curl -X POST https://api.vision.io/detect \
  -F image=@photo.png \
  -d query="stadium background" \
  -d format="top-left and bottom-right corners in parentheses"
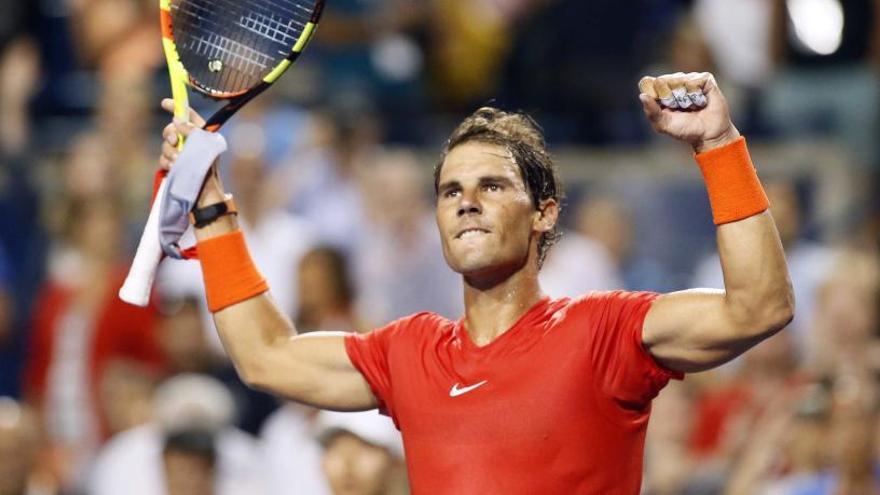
top-left (0, 0), bottom-right (878, 493)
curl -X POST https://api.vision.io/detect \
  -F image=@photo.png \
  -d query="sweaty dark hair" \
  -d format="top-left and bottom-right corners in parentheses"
top-left (434, 107), bottom-right (563, 268)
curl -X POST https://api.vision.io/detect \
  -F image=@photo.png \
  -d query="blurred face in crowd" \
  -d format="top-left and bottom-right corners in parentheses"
top-left (230, 154), bottom-right (266, 203)
top-left (99, 360), bottom-right (155, 435)
top-left (366, 153), bottom-right (426, 232)
top-left (765, 182), bottom-right (801, 248)
top-left (73, 200), bottom-right (122, 261)
top-left (159, 301), bottom-right (212, 373)
top-left (577, 197), bottom-right (632, 264)
top-left (0, 400), bottom-right (39, 495)
top-left (163, 449), bottom-right (215, 495)
top-left (322, 433), bottom-right (393, 495)
top-left (785, 415), bottom-right (828, 472)
top-left (830, 407), bottom-right (875, 477)
top-left (436, 142), bottom-right (547, 281)
top-left (816, 275), bottom-right (878, 350)
top-left (741, 331), bottom-right (797, 376)
top-left (298, 249), bottom-right (350, 320)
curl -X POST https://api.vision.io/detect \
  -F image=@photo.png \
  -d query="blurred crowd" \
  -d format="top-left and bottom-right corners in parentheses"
top-left (0, 0), bottom-right (878, 494)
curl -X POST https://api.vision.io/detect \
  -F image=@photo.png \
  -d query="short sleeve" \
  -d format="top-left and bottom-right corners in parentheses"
top-left (584, 291), bottom-right (684, 408)
top-left (344, 314), bottom-right (427, 420)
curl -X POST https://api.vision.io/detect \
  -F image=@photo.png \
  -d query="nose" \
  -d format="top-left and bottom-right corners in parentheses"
top-left (457, 190), bottom-right (482, 217)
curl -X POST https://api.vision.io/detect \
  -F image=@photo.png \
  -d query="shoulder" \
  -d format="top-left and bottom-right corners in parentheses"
top-left (370, 311), bottom-right (453, 339)
top-left (567, 290), bottom-right (660, 312)
top-left (347, 312), bottom-right (453, 356)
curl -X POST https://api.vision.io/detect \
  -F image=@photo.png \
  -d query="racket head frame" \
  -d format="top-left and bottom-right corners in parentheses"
top-left (159, 0), bottom-right (324, 131)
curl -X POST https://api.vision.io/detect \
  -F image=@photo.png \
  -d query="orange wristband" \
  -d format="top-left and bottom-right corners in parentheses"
top-left (695, 137), bottom-right (769, 225)
top-left (197, 230), bottom-right (268, 312)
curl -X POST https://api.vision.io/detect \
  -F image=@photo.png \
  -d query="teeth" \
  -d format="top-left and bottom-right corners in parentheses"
top-left (460, 230), bottom-right (485, 239)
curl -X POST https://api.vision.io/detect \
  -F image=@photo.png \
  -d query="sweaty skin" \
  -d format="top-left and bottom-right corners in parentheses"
top-left (155, 70), bottom-right (792, 410)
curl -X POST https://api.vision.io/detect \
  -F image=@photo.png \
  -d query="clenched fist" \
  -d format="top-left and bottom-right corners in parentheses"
top-left (638, 72), bottom-right (740, 153)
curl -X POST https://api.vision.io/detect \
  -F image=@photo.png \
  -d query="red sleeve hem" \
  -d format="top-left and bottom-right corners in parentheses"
top-left (343, 333), bottom-right (393, 418)
top-left (637, 295), bottom-right (685, 382)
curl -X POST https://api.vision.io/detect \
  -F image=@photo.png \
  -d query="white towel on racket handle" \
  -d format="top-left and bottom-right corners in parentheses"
top-left (159, 129), bottom-right (227, 259)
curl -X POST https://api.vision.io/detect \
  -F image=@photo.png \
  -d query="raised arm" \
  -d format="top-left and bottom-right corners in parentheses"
top-left (636, 74), bottom-right (795, 373)
top-left (158, 100), bottom-right (377, 410)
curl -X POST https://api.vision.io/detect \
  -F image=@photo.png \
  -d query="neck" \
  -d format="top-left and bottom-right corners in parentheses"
top-left (461, 257), bottom-right (544, 347)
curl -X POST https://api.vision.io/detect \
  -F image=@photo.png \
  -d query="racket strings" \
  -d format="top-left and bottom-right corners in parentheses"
top-left (171, 0), bottom-right (318, 95)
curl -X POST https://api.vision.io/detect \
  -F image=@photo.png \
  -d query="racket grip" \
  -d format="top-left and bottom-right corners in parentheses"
top-left (119, 178), bottom-right (168, 306)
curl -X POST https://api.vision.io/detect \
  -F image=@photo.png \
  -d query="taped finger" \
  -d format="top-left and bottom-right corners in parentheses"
top-left (685, 77), bottom-right (707, 108)
top-left (688, 91), bottom-right (708, 108)
top-left (673, 86), bottom-right (692, 109)
top-left (638, 77), bottom-right (658, 99)
top-left (655, 78), bottom-right (678, 109)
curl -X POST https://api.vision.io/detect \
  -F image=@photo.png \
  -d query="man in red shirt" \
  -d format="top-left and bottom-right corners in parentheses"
top-left (157, 72), bottom-right (794, 493)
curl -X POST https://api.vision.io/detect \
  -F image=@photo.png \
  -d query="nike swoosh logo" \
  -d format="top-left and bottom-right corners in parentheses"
top-left (449, 380), bottom-right (488, 397)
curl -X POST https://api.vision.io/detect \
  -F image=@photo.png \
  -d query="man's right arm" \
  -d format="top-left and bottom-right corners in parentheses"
top-left (198, 214), bottom-right (378, 411)
top-left (160, 103), bottom-right (378, 411)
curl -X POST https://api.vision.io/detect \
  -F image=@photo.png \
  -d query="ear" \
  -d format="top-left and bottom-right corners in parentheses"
top-left (533, 198), bottom-right (559, 234)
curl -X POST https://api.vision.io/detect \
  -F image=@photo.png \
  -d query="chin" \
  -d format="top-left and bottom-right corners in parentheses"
top-left (448, 255), bottom-right (495, 276)
top-left (453, 253), bottom-right (528, 281)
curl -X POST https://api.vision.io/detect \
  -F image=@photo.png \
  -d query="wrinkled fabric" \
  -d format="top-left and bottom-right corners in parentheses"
top-left (159, 129), bottom-right (227, 259)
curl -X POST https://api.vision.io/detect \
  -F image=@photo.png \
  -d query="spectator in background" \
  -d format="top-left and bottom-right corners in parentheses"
top-left (501, 0), bottom-right (681, 143)
top-left (88, 374), bottom-right (266, 495)
top-left (261, 244), bottom-right (377, 495)
top-left (690, 0), bottom-right (775, 131)
top-left (807, 249), bottom-right (880, 377)
top-left (97, 359), bottom-right (157, 438)
top-left (0, 36), bottom-right (44, 400)
top-left (275, 106), bottom-right (377, 253)
top-left (692, 180), bottom-right (832, 359)
top-left (578, 194), bottom-right (675, 292)
top-left (296, 246), bottom-right (367, 333)
top-left (318, 410), bottom-right (407, 495)
top-left (725, 368), bottom-right (880, 494)
top-left (355, 149), bottom-right (461, 322)
top-left (261, 403), bottom-right (330, 495)
top-left (427, 0), bottom-right (530, 110)
top-left (538, 223), bottom-right (622, 298)
top-left (155, 296), bottom-right (277, 435)
top-left (688, 331), bottom-right (803, 476)
top-left (642, 382), bottom-right (700, 495)
top-left (764, 0), bottom-right (880, 167)
top-left (162, 429), bottom-right (219, 495)
top-left (0, 38), bottom-right (39, 155)
top-left (0, 397), bottom-right (50, 495)
top-left (97, 75), bottom-right (160, 226)
top-left (67, 0), bottom-right (161, 79)
top-left (314, 0), bottom-right (427, 139)
top-left (24, 196), bottom-right (163, 492)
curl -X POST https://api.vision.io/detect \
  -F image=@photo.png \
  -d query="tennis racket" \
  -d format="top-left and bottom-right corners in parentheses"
top-left (119, 0), bottom-right (325, 307)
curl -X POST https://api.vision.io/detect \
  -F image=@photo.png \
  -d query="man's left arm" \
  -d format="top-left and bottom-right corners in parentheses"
top-left (637, 73), bottom-right (795, 373)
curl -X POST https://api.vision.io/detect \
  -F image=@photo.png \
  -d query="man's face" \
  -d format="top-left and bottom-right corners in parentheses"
top-left (436, 142), bottom-right (545, 280)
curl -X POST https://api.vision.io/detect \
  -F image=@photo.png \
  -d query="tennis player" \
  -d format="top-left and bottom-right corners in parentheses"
top-left (158, 72), bottom-right (793, 493)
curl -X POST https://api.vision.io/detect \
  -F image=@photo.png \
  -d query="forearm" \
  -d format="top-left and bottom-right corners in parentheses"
top-left (696, 137), bottom-right (793, 332)
top-left (192, 174), bottom-right (302, 381)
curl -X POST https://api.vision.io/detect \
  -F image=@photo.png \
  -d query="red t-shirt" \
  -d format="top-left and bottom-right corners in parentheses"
top-left (345, 291), bottom-right (683, 494)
